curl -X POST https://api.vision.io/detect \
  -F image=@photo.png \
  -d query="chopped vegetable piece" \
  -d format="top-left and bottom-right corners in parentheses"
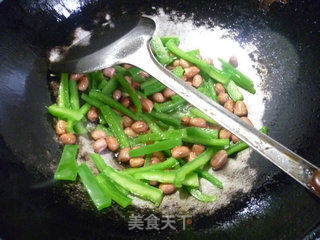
top-left (189, 107), bottom-right (216, 124)
top-left (127, 67), bottom-right (146, 83)
top-left (147, 114), bottom-right (170, 130)
top-left (90, 153), bottom-right (107, 172)
top-left (186, 49), bottom-right (200, 56)
top-left (154, 97), bottom-right (186, 113)
top-left (150, 34), bottom-right (171, 65)
top-left (149, 111), bottom-right (181, 128)
top-left (122, 157), bottom-right (178, 175)
top-left (141, 78), bottom-right (158, 89)
top-left (129, 138), bottom-right (182, 157)
top-left (69, 79), bottom-right (80, 110)
top-left (73, 120), bottom-right (87, 134)
top-left (204, 78), bottom-right (218, 102)
top-left (54, 145), bottom-right (78, 181)
top-left (98, 79), bottom-right (108, 90)
top-left (79, 103), bottom-right (91, 115)
top-left (100, 105), bottom-right (129, 149)
top-left (160, 36), bottom-right (180, 46)
top-left (58, 73), bottom-right (71, 109)
top-left (96, 174), bottom-right (132, 208)
top-left (133, 170), bottom-right (199, 187)
top-left (218, 58), bottom-right (256, 94)
top-left (102, 77), bottom-right (119, 95)
top-left (143, 82), bottom-right (166, 96)
top-left (115, 74), bottom-right (142, 113)
top-left (48, 104), bottom-right (83, 121)
top-left (225, 126), bottom-right (268, 156)
top-left (165, 40), bottom-right (230, 85)
top-left (195, 169), bottom-right (223, 189)
top-left (144, 154), bottom-right (152, 167)
top-left (103, 166), bottom-right (163, 206)
top-left (66, 120), bottom-right (74, 133)
top-left (137, 129), bottom-right (186, 143)
top-left (89, 90), bottom-right (139, 120)
top-left (183, 137), bottom-right (229, 147)
top-left (184, 127), bottom-right (218, 139)
top-left (172, 66), bottom-right (184, 78)
top-left (224, 80), bottom-right (243, 102)
top-left (174, 148), bottom-right (217, 188)
top-left (78, 163), bottom-right (111, 210)
top-left (113, 66), bottom-right (127, 75)
top-left (184, 186), bottom-right (217, 202)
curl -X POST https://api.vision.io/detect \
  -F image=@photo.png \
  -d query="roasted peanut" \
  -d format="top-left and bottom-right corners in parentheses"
top-left (231, 134), bottom-right (240, 143)
top-left (55, 120), bottom-right (67, 135)
top-left (171, 146), bottom-right (190, 158)
top-left (139, 71), bottom-right (149, 78)
top-left (150, 157), bottom-right (161, 165)
top-left (106, 137), bottom-right (119, 152)
top-left (214, 83), bottom-right (225, 95)
top-left (123, 115), bottom-right (133, 128)
top-left (163, 87), bottom-right (176, 98)
top-left (129, 157), bottom-right (145, 168)
top-left (152, 93), bottom-right (165, 103)
top-left (121, 97), bottom-right (131, 108)
top-left (59, 133), bottom-right (76, 144)
top-left (191, 144), bottom-right (205, 156)
top-left (189, 118), bottom-right (207, 128)
top-left (179, 58), bottom-right (191, 68)
top-left (70, 73), bottom-right (83, 81)
top-left (103, 67), bottom-right (115, 78)
top-left (131, 81), bottom-right (140, 90)
top-left (149, 181), bottom-right (159, 186)
top-left (217, 93), bottom-right (229, 104)
top-left (181, 117), bottom-right (190, 126)
top-left (118, 147), bottom-right (131, 162)
top-left (184, 66), bottom-right (200, 78)
top-left (173, 59), bottom-right (180, 67)
top-left (192, 74), bottom-right (203, 88)
top-left (234, 101), bottom-right (248, 117)
top-left (241, 117), bottom-right (254, 127)
top-left (204, 57), bottom-right (213, 65)
top-left (122, 63), bottom-right (132, 69)
top-left (124, 127), bottom-right (138, 138)
top-left (210, 150), bottom-right (228, 170)
top-left (78, 76), bottom-right (89, 91)
top-left (92, 138), bottom-right (107, 153)
top-left (187, 151), bottom-right (197, 162)
top-left (141, 98), bottom-right (154, 113)
top-left (224, 99), bottom-right (234, 112)
top-left (219, 128), bottom-right (231, 139)
top-left (124, 75), bottom-right (132, 85)
top-left (87, 106), bottom-right (98, 122)
top-left (91, 130), bottom-right (107, 140)
top-left (229, 56), bottom-right (238, 68)
top-left (131, 121), bottom-right (148, 133)
top-left (159, 183), bottom-right (176, 195)
top-left (152, 151), bottom-right (166, 161)
top-left (112, 89), bottom-right (122, 101)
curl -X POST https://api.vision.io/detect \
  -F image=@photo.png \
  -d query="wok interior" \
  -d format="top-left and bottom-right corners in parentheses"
top-left (0, 0), bottom-right (320, 239)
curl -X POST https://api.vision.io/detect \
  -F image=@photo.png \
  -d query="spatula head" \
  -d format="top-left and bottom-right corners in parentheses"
top-left (49, 16), bottom-right (155, 73)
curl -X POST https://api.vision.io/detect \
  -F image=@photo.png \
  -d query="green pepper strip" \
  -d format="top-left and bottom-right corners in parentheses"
top-left (79, 103), bottom-right (91, 115)
top-left (147, 114), bottom-right (170, 130)
top-left (172, 66), bottom-right (184, 78)
top-left (127, 67), bottom-right (146, 83)
top-left (141, 78), bottom-right (158, 89)
top-left (165, 39), bottom-right (230, 85)
top-left (73, 120), bottom-right (87, 134)
top-left (81, 94), bottom-right (129, 148)
top-left (48, 104), bottom-right (83, 121)
top-left (205, 78), bottom-right (218, 102)
top-left (140, 113), bottom-right (163, 136)
top-left (224, 79), bottom-right (243, 102)
top-left (96, 174), bottom-right (132, 208)
top-left (218, 58), bottom-right (256, 94)
top-left (150, 34), bottom-right (171, 66)
top-left (69, 79), bottom-right (80, 110)
top-left (174, 148), bottom-right (217, 188)
top-left (160, 36), bottom-right (180, 46)
top-left (129, 138), bottom-right (182, 157)
top-left (89, 90), bottom-right (139, 120)
top-left (122, 157), bottom-right (178, 175)
top-left (133, 170), bottom-right (199, 187)
top-left (137, 129), bottom-right (186, 143)
top-left (115, 74), bottom-right (142, 113)
top-left (149, 111), bottom-right (181, 128)
top-left (58, 73), bottom-right (71, 109)
top-left (154, 97), bottom-right (186, 113)
top-left (226, 126), bottom-right (268, 156)
top-left (54, 145), bottom-right (78, 181)
top-left (189, 107), bottom-right (216, 124)
top-left (103, 166), bottom-right (163, 207)
top-left (194, 169), bottom-right (223, 189)
top-left (144, 154), bottom-right (152, 167)
top-left (78, 163), bottom-right (111, 210)
top-left (184, 186), bottom-right (217, 202)
top-left (102, 77), bottom-right (119, 95)
top-left (143, 82), bottom-right (166, 96)
top-left (66, 120), bottom-right (75, 133)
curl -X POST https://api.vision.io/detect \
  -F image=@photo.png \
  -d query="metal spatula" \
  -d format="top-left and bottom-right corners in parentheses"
top-left (50, 16), bottom-right (320, 198)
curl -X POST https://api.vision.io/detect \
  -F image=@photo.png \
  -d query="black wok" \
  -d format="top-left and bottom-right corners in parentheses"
top-left (0, 0), bottom-right (320, 239)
